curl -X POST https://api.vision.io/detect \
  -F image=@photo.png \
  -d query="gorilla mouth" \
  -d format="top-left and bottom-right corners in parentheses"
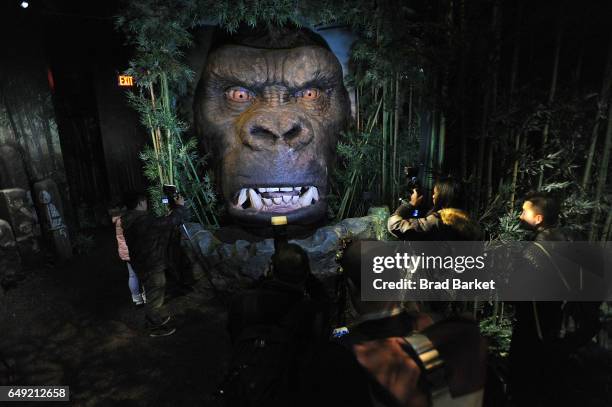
top-left (232, 186), bottom-right (320, 213)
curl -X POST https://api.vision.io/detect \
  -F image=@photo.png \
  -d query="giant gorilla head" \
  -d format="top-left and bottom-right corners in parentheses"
top-left (194, 24), bottom-right (350, 226)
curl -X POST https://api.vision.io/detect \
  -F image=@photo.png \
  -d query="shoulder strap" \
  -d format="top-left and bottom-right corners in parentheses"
top-left (531, 242), bottom-right (570, 343)
top-left (532, 242), bottom-right (570, 291)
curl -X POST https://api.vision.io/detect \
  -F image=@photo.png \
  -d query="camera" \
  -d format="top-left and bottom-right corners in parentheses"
top-left (399, 165), bottom-right (422, 208)
top-left (404, 165), bottom-right (421, 195)
top-left (161, 184), bottom-right (179, 206)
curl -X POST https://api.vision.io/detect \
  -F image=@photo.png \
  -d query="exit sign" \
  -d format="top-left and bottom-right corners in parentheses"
top-left (118, 75), bottom-right (134, 87)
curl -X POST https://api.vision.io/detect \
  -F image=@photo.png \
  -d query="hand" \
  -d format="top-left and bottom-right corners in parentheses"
top-left (423, 319), bottom-right (487, 396)
top-left (409, 189), bottom-right (423, 207)
top-left (174, 195), bottom-right (185, 206)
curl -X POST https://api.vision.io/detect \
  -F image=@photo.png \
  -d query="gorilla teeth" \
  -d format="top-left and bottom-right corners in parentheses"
top-left (298, 187), bottom-right (315, 207)
top-left (247, 188), bottom-right (263, 210)
top-left (237, 188), bottom-right (247, 207)
top-left (236, 186), bottom-right (319, 211)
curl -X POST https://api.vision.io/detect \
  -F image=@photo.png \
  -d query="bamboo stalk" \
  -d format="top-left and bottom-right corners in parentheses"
top-left (438, 114), bottom-right (446, 169)
top-left (486, 140), bottom-right (493, 201)
top-left (509, 131), bottom-right (520, 212)
top-left (382, 80), bottom-right (389, 205)
top-left (590, 101), bottom-right (612, 241)
top-left (537, 15), bottom-right (562, 190)
top-left (408, 84), bottom-right (413, 144)
top-left (393, 73), bottom-right (400, 203)
top-left (148, 82), bottom-right (167, 185)
top-left (601, 206), bottom-right (612, 247)
top-left (147, 113), bottom-right (164, 185)
top-left (582, 34), bottom-right (612, 190)
top-left (159, 73), bottom-right (174, 186)
top-left (337, 97), bottom-right (384, 220)
top-left (355, 84), bottom-right (359, 133)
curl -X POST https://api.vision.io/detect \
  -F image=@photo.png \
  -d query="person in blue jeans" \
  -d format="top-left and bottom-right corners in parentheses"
top-left (110, 206), bottom-right (146, 306)
top-left (122, 192), bottom-right (189, 337)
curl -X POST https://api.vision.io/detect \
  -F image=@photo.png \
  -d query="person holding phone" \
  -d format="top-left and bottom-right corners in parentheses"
top-left (388, 177), bottom-right (481, 241)
top-left (122, 192), bottom-right (189, 337)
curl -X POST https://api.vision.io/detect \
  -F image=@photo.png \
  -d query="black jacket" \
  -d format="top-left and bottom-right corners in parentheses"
top-left (122, 206), bottom-right (189, 274)
top-left (227, 276), bottom-right (330, 345)
top-left (516, 226), bottom-right (600, 348)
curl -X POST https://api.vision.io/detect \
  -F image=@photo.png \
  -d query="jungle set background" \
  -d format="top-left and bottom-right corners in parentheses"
top-left (116, 0), bottom-right (612, 357)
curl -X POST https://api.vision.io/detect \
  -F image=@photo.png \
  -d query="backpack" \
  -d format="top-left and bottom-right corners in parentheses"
top-left (219, 294), bottom-right (307, 407)
top-left (529, 242), bottom-right (601, 347)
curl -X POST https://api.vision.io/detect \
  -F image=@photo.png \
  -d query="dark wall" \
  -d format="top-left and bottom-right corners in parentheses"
top-left (39, 1), bottom-right (147, 220)
top-left (93, 29), bottom-right (148, 200)
top-left (1, 1), bottom-right (149, 229)
top-left (42, 7), bottom-right (113, 221)
top-left (0, 3), bottom-right (70, 217)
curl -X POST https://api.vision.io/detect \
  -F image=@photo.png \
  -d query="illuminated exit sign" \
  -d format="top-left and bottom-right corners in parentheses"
top-left (118, 75), bottom-right (134, 87)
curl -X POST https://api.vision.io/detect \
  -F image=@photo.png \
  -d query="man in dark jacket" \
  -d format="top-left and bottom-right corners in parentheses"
top-left (510, 192), bottom-right (601, 406)
top-left (223, 243), bottom-right (330, 407)
top-left (227, 246), bottom-right (330, 344)
top-left (122, 192), bottom-right (189, 337)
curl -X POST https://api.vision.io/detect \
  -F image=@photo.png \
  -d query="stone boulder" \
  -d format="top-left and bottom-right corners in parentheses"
top-left (182, 207), bottom-right (390, 290)
top-left (0, 188), bottom-right (40, 256)
top-left (0, 219), bottom-right (22, 294)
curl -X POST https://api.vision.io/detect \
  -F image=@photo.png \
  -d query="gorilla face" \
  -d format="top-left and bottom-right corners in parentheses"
top-left (196, 43), bottom-right (349, 226)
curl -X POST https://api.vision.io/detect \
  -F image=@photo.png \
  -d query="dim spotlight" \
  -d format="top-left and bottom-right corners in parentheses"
top-left (20, 1), bottom-right (29, 8)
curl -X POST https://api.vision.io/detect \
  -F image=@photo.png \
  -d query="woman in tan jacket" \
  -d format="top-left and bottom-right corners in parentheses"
top-left (387, 177), bottom-right (482, 241)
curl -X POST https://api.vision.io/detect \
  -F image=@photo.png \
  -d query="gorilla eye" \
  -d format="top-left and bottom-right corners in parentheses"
top-left (296, 88), bottom-right (321, 100)
top-left (226, 87), bottom-right (254, 102)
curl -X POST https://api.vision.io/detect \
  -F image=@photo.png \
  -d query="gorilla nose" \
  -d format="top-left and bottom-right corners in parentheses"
top-left (243, 116), bottom-right (312, 150)
top-left (250, 123), bottom-right (302, 140)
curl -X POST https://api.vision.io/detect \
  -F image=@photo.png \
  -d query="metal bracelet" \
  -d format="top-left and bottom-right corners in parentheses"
top-left (402, 333), bottom-right (449, 398)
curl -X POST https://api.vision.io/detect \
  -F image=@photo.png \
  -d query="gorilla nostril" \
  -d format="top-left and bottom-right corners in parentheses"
top-left (282, 124), bottom-right (302, 140)
top-left (249, 125), bottom-right (277, 139)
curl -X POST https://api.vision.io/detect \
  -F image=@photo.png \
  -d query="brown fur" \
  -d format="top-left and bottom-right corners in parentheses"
top-left (439, 208), bottom-right (482, 240)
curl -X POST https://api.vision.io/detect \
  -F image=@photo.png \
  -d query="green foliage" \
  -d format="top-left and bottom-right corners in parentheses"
top-left (117, 0), bottom-right (432, 223)
top-left (479, 314), bottom-right (513, 358)
top-left (480, 111), bottom-right (601, 241)
top-left (117, 0), bottom-right (219, 225)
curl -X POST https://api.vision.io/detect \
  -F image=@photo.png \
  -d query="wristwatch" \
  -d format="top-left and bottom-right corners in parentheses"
top-left (401, 333), bottom-right (449, 400)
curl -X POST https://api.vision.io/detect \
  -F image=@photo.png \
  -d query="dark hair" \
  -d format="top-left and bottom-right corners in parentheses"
top-left (271, 243), bottom-right (311, 285)
top-left (339, 240), bottom-right (363, 290)
top-left (433, 176), bottom-right (462, 211)
top-left (209, 22), bottom-right (330, 52)
top-left (524, 191), bottom-right (561, 226)
top-left (124, 192), bottom-right (147, 210)
top-left (339, 239), bottom-right (381, 290)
